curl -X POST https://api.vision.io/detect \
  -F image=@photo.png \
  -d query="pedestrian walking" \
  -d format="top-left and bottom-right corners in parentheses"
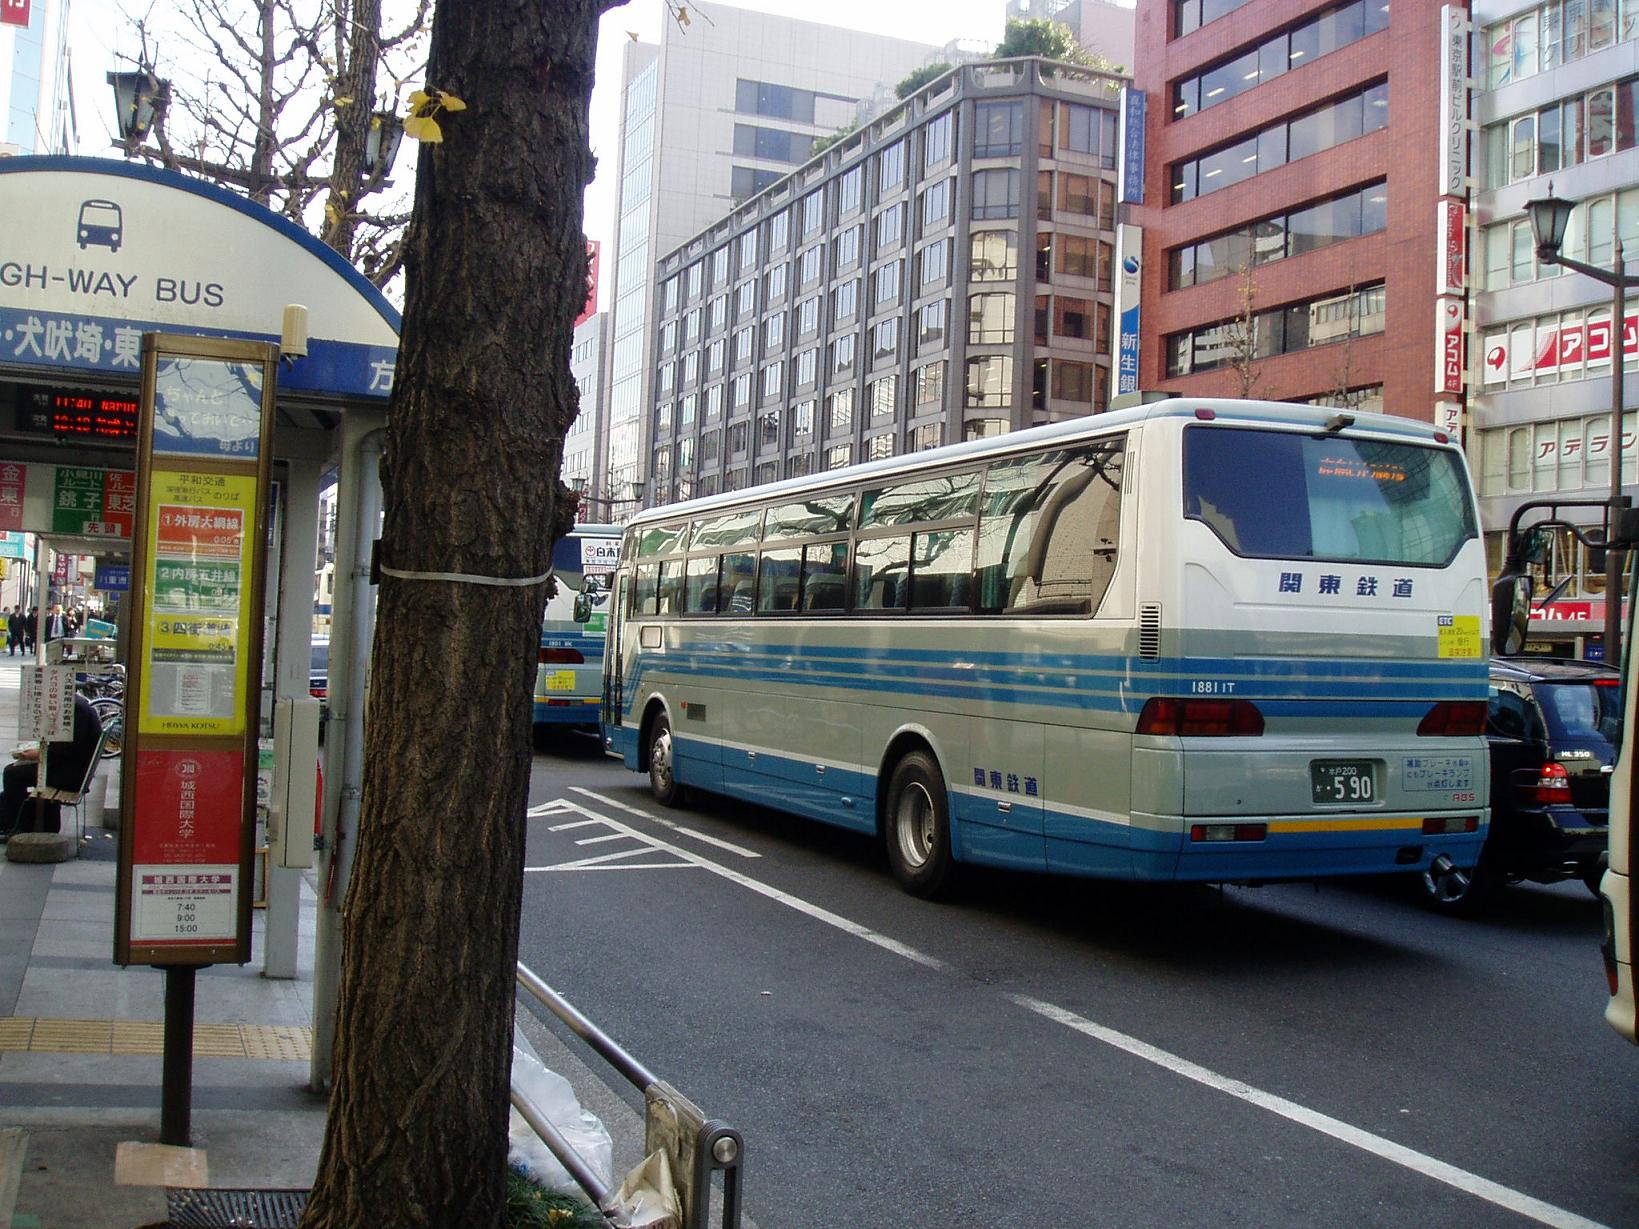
top-left (3, 606), bottom-right (17, 656)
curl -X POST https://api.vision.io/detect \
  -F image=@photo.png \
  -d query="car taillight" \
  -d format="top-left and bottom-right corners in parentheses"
top-left (540, 647), bottom-right (584, 665)
top-left (1417, 700), bottom-right (1487, 736)
top-left (1524, 761), bottom-right (1572, 806)
top-left (1136, 698), bottom-right (1264, 736)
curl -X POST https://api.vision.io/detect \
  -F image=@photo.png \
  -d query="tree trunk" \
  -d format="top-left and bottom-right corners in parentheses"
top-left (299, 2), bottom-right (613, 1225)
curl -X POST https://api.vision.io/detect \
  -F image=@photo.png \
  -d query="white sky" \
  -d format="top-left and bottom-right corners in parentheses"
top-left (64, 0), bottom-right (1067, 306)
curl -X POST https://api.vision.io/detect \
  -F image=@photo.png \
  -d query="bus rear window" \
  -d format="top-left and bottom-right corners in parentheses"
top-left (1182, 426), bottom-right (1476, 566)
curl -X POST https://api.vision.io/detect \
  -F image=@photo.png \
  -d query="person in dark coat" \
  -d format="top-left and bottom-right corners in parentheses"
top-left (0, 693), bottom-right (102, 837)
top-left (43, 603), bottom-right (69, 642)
top-left (23, 607), bottom-right (37, 654)
top-left (4, 606), bottom-right (20, 656)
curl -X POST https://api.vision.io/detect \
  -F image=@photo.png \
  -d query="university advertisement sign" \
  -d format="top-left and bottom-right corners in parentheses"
top-left (116, 335), bottom-right (275, 968)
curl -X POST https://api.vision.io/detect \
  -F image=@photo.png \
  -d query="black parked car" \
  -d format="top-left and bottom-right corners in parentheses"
top-left (1422, 656), bottom-right (1621, 913)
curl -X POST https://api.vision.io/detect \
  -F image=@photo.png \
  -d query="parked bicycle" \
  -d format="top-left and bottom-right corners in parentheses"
top-left (76, 666), bottom-right (124, 760)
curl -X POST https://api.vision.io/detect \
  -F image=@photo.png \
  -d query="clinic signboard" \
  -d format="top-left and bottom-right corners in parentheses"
top-left (116, 334), bottom-right (276, 968)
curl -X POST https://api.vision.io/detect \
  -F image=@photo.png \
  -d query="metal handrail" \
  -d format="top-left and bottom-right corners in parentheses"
top-left (515, 960), bottom-right (744, 1229)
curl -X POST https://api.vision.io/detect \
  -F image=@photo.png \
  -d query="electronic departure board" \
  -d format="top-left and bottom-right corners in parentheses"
top-left (14, 385), bottom-right (140, 442)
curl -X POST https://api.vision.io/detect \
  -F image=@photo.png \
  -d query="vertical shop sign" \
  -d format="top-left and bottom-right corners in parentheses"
top-left (1113, 223), bottom-right (1143, 398)
top-left (116, 336), bottom-right (276, 967)
top-left (0, 463), bottom-right (25, 532)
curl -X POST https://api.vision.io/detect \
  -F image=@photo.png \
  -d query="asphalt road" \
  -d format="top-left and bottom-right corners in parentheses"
top-left (518, 729), bottom-right (1639, 1229)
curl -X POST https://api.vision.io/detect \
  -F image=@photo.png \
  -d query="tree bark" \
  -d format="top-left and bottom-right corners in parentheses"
top-left (300, 2), bottom-right (615, 1225)
top-left (320, 0), bottom-right (381, 258)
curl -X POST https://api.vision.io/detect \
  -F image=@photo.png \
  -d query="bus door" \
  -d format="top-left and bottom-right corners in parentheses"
top-left (603, 571), bottom-right (625, 730)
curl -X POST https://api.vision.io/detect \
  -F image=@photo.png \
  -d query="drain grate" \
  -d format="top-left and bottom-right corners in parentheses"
top-left (165, 1188), bottom-right (309, 1228)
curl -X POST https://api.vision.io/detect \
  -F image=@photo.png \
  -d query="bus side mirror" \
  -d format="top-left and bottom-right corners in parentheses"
top-left (572, 592), bottom-right (592, 623)
top-left (1491, 570), bottom-right (1533, 656)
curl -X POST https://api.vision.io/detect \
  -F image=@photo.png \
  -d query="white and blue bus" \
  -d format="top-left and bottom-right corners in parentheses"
top-left (602, 400), bottom-right (1491, 897)
top-left (534, 523), bottom-right (620, 731)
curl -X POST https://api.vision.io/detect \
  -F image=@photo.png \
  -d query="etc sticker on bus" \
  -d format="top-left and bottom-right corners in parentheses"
top-left (1436, 614), bottom-right (1481, 658)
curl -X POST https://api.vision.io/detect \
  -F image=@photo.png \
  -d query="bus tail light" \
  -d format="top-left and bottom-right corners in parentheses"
top-left (1190, 823), bottom-right (1267, 842)
top-left (1416, 701), bottom-right (1487, 736)
top-left (1421, 816), bottom-right (1479, 835)
top-left (540, 647), bottom-right (585, 665)
top-left (1136, 698), bottom-right (1264, 736)
top-left (1524, 761), bottom-right (1572, 806)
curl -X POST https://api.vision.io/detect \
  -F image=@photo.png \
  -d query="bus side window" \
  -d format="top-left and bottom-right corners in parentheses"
top-left (632, 564), bottom-right (659, 615)
top-left (855, 534), bottom-right (911, 611)
top-left (723, 552), bottom-right (757, 613)
top-left (685, 555), bottom-right (720, 614)
top-left (802, 541), bottom-right (849, 611)
top-left (656, 560), bottom-right (684, 615)
top-left (757, 548), bottom-right (802, 612)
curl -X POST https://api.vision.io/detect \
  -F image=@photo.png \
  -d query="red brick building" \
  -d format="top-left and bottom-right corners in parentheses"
top-left (1128, 0), bottom-right (1465, 425)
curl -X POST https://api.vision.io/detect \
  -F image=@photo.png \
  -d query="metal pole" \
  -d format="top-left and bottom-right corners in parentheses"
top-left (160, 966), bottom-right (197, 1146)
top-left (1609, 236), bottom-right (1628, 668)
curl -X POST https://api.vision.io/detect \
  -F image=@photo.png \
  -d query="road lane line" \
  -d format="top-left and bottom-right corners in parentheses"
top-left (548, 797), bottom-right (945, 970)
top-left (574, 834), bottom-right (634, 846)
top-left (548, 820), bottom-right (605, 833)
top-left (570, 788), bottom-right (762, 858)
top-left (1009, 994), bottom-right (1609, 1229)
top-left (527, 863), bottom-right (697, 873)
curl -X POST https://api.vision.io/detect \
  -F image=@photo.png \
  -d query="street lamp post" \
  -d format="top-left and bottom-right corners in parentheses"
top-left (1525, 185), bottom-right (1633, 666)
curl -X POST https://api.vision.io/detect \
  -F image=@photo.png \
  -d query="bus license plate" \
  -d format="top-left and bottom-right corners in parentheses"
top-left (544, 670), bottom-right (575, 692)
top-left (1312, 761), bottom-right (1376, 805)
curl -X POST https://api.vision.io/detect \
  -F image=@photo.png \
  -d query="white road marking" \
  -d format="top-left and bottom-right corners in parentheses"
top-left (571, 787), bottom-right (761, 857)
top-left (534, 792), bottom-right (1611, 1229)
top-left (1010, 995), bottom-right (1609, 1229)
top-left (527, 801), bottom-right (572, 817)
top-left (574, 833), bottom-right (634, 846)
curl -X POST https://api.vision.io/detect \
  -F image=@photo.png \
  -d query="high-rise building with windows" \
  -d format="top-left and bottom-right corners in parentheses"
top-left (0, 0), bottom-right (74, 155)
top-left (647, 59), bottom-right (1125, 502)
top-left (1467, 0), bottom-right (1638, 656)
top-left (1128, 1), bottom-right (1441, 423)
top-left (565, 311), bottom-right (607, 517)
top-left (596, 10), bottom-right (943, 516)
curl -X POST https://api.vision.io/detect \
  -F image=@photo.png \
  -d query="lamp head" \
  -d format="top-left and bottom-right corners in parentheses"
top-left (1524, 183), bottom-right (1575, 261)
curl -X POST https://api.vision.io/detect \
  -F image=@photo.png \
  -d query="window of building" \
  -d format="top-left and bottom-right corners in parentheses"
top-left (798, 246), bottom-right (822, 287)
top-left (709, 295), bottom-right (727, 334)
top-left (918, 299), bottom-right (947, 351)
top-left (1057, 173), bottom-right (1098, 218)
top-left (969, 293), bottom-right (1015, 344)
top-left (734, 326), bottom-right (754, 367)
top-left (1171, 81), bottom-right (1388, 203)
top-left (1173, 1), bottom-right (1390, 119)
top-left (966, 355), bottom-right (1014, 408)
top-left (801, 191), bottom-right (824, 236)
top-left (833, 278), bottom-right (859, 325)
top-left (828, 387), bottom-right (855, 434)
top-left (971, 230), bottom-right (1018, 282)
top-left (736, 79), bottom-right (818, 123)
top-left (731, 166), bottom-right (785, 201)
top-left (1174, 0), bottom-right (1255, 38)
top-left (683, 351), bottom-right (699, 385)
top-left (919, 239), bottom-right (950, 288)
top-left (925, 109), bottom-right (955, 168)
top-left (875, 260), bottom-right (902, 307)
top-left (767, 210), bottom-right (790, 254)
top-left (825, 445), bottom-right (852, 470)
top-left (1050, 360), bottom-right (1097, 403)
top-left (766, 263), bottom-right (787, 303)
top-left (702, 385), bottom-right (721, 420)
top-left (832, 332), bottom-right (857, 372)
top-left (922, 178), bottom-right (952, 231)
top-left (712, 246), bottom-right (731, 285)
top-left (796, 346), bottom-right (818, 388)
top-left (914, 361), bottom-right (945, 407)
top-left (686, 263), bottom-right (703, 300)
top-left (869, 374), bottom-right (898, 419)
top-left (972, 169), bottom-right (1020, 220)
top-left (732, 372), bottom-right (753, 408)
top-left (873, 317), bottom-right (899, 361)
top-left (839, 165), bottom-right (864, 217)
top-left (1054, 296), bottom-right (1095, 342)
top-left (974, 100), bottom-right (1024, 158)
top-left (733, 123), bottom-right (816, 163)
top-left (762, 361), bottom-right (783, 401)
top-left (1058, 103), bottom-right (1118, 168)
top-left (879, 140), bottom-right (907, 192)
top-left (1487, 1), bottom-right (1639, 89)
top-left (764, 312), bottom-right (785, 353)
top-left (797, 295), bottom-right (820, 336)
top-left (835, 225), bottom-right (861, 270)
top-left (1165, 282), bottom-right (1387, 377)
top-left (877, 203), bottom-right (905, 250)
top-left (1056, 234), bottom-right (1105, 283)
top-left (707, 338), bottom-right (725, 376)
top-left (1169, 182), bottom-right (1387, 289)
top-left (912, 422), bottom-right (942, 452)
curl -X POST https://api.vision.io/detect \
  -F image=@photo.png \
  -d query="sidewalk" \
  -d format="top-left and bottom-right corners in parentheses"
top-left (0, 655), bottom-right (668, 1229)
top-left (0, 654), bottom-right (326, 1228)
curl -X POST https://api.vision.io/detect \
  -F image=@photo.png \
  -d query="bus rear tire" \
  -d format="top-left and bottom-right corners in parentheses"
top-left (648, 712), bottom-right (685, 808)
top-left (885, 750), bottom-right (954, 899)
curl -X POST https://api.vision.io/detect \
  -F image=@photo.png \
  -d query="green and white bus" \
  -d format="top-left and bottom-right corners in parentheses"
top-left (602, 399), bottom-right (1490, 898)
top-left (534, 523), bottom-right (621, 732)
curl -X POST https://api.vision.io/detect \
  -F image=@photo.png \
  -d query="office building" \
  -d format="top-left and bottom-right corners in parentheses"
top-left (1005, 0), bottom-right (1139, 68)
top-left (1467, 0), bottom-right (1638, 654)
top-left (596, 8), bottom-right (944, 515)
top-left (1127, 0), bottom-right (1444, 425)
top-left (566, 311), bottom-right (608, 518)
top-left (0, 0), bottom-right (74, 155)
top-left (648, 57), bottom-right (1125, 501)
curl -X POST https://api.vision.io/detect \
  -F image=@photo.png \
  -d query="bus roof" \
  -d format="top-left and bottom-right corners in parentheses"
top-left (624, 398), bottom-right (1456, 528)
top-left (569, 523), bottom-right (623, 536)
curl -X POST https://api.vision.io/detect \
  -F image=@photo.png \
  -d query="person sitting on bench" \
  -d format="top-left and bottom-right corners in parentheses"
top-left (0, 694), bottom-right (102, 838)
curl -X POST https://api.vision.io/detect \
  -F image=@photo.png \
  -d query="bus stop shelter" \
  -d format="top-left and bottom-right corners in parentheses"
top-left (0, 156), bottom-right (396, 1008)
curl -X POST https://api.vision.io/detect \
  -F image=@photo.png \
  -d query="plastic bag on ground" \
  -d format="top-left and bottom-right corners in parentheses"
top-left (507, 1046), bottom-right (615, 1194)
top-left (606, 1148), bottom-right (682, 1229)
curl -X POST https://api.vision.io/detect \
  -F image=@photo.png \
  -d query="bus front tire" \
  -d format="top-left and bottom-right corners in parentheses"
top-left (648, 713), bottom-right (685, 808)
top-left (885, 751), bottom-right (954, 899)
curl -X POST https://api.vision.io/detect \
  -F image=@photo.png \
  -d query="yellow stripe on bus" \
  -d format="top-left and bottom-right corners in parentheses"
top-left (1267, 817), bottom-right (1430, 834)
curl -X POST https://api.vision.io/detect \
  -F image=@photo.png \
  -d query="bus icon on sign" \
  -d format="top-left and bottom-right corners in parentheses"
top-left (76, 199), bottom-right (123, 252)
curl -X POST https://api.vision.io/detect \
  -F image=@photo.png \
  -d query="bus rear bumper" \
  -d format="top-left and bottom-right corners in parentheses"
top-left (533, 699), bottom-right (602, 727)
top-left (1128, 812), bottom-right (1487, 882)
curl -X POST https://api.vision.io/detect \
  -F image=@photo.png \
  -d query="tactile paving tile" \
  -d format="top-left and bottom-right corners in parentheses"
top-left (0, 1018), bottom-right (313, 1060)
